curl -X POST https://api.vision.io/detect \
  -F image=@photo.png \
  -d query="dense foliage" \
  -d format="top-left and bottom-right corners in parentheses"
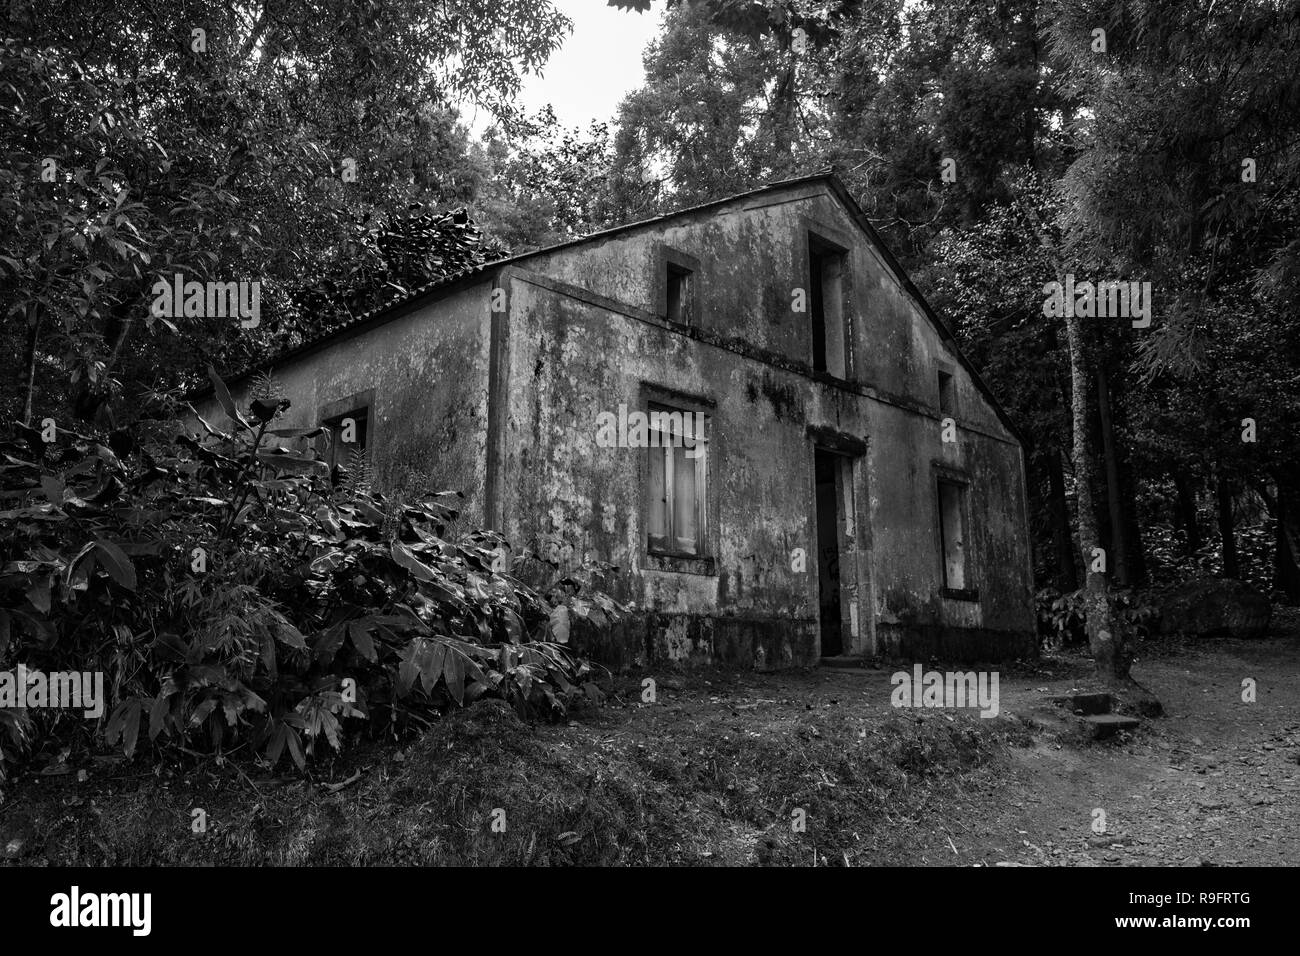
top-left (0, 370), bottom-right (624, 779)
top-left (0, 0), bottom-right (569, 424)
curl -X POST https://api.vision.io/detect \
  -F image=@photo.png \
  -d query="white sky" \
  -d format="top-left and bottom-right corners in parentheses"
top-left (466, 0), bottom-right (665, 136)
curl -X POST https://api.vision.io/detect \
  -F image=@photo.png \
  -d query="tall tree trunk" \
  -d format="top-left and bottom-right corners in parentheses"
top-left (1271, 474), bottom-right (1300, 558)
top-left (1174, 473), bottom-right (1202, 553)
top-left (1043, 325), bottom-right (1078, 591)
top-left (1048, 446), bottom-right (1079, 591)
top-left (1062, 306), bottom-right (1122, 677)
top-left (1217, 468), bottom-right (1239, 578)
top-left (1110, 368), bottom-right (1149, 586)
top-left (1273, 486), bottom-right (1300, 603)
top-left (1119, 459), bottom-right (1149, 586)
top-left (20, 309), bottom-right (41, 424)
top-left (1015, 192), bottom-right (1157, 711)
top-left (1096, 360), bottom-right (1130, 585)
top-left (767, 52), bottom-right (797, 170)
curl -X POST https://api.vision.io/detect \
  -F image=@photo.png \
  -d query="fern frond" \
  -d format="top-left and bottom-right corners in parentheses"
top-left (342, 446), bottom-right (371, 497)
top-left (250, 368), bottom-right (283, 402)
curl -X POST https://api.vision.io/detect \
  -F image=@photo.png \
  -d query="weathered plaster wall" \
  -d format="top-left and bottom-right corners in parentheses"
top-left (864, 401), bottom-right (1033, 661)
top-left (194, 181), bottom-right (1035, 668)
top-left (502, 183), bottom-right (1034, 665)
top-left (520, 183), bottom-right (1007, 440)
top-left (499, 275), bottom-right (826, 669)
top-left (197, 282), bottom-right (496, 525)
top-left (526, 189), bottom-right (827, 362)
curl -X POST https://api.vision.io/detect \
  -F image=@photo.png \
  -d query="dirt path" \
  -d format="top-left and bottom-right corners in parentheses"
top-left (949, 636), bottom-right (1300, 867)
top-left (584, 632), bottom-right (1300, 865)
top-left (820, 637), bottom-right (1300, 865)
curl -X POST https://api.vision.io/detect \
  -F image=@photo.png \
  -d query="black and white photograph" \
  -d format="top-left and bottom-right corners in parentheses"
top-left (0, 0), bottom-right (1295, 931)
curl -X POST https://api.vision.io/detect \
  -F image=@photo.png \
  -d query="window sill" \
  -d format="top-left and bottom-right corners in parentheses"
top-left (809, 368), bottom-right (855, 388)
top-left (942, 587), bottom-right (980, 603)
top-left (644, 552), bottom-right (716, 576)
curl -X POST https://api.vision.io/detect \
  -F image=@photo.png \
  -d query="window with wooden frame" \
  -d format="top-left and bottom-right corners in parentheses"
top-left (646, 403), bottom-right (708, 556)
top-left (936, 477), bottom-right (971, 594)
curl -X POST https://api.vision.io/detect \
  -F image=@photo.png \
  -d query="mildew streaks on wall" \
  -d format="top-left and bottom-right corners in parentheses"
top-left (197, 176), bottom-right (1034, 669)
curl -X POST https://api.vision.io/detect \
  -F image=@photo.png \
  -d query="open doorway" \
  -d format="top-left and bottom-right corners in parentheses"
top-left (814, 448), bottom-right (844, 657)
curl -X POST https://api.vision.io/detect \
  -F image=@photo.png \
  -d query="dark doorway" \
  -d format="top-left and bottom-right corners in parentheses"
top-left (814, 448), bottom-right (843, 656)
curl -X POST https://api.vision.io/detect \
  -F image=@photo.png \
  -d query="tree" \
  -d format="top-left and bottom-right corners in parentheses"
top-left (1047, 0), bottom-right (1300, 598)
top-left (473, 107), bottom-right (616, 252)
top-left (0, 0), bottom-right (571, 425)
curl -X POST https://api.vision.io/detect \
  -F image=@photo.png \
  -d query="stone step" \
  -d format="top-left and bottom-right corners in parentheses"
top-left (1050, 691), bottom-right (1115, 716)
top-left (1081, 713), bottom-right (1141, 739)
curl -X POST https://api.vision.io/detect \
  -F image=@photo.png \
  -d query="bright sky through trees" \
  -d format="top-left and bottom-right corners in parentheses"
top-left (468, 0), bottom-right (664, 135)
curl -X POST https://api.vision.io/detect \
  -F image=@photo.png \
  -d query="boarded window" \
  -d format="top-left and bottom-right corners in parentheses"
top-left (937, 479), bottom-right (966, 589)
top-left (809, 236), bottom-right (847, 376)
top-left (647, 404), bottom-right (707, 555)
top-left (666, 261), bottom-right (693, 325)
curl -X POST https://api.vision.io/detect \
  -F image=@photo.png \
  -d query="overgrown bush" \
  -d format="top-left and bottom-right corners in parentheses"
top-left (1142, 519), bottom-right (1276, 594)
top-left (1035, 586), bottom-right (1156, 650)
top-left (0, 368), bottom-right (625, 779)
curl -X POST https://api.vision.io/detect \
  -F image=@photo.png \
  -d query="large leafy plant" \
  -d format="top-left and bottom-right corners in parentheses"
top-left (0, 368), bottom-right (623, 778)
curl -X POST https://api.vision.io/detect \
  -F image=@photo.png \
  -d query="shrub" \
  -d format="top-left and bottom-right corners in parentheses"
top-left (0, 368), bottom-right (625, 778)
top-left (1035, 586), bottom-right (1157, 650)
top-left (1035, 587), bottom-right (1086, 649)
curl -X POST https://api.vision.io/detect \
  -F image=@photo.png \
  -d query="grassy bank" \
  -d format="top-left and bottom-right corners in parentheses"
top-left (1, 668), bottom-right (1043, 866)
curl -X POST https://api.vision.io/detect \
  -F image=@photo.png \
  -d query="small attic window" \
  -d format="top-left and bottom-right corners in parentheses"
top-left (666, 261), bottom-right (693, 326)
top-left (809, 233), bottom-right (848, 377)
top-left (937, 370), bottom-right (956, 416)
top-left (655, 245), bottom-right (701, 327)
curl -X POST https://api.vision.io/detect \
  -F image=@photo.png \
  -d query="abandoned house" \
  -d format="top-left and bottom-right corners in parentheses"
top-left (196, 173), bottom-right (1036, 668)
